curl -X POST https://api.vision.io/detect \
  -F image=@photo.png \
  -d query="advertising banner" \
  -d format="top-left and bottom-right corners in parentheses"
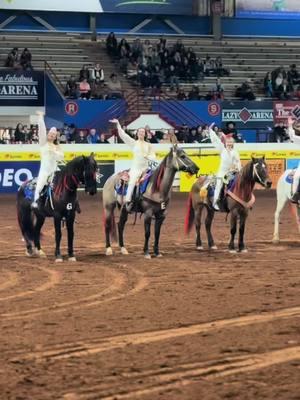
top-left (222, 100), bottom-right (273, 129)
top-left (0, 162), bottom-right (39, 193)
top-left (241, 158), bottom-right (285, 189)
top-left (273, 100), bottom-right (300, 124)
top-left (1, 0), bottom-right (193, 14)
top-left (0, 70), bottom-right (44, 107)
top-left (236, 0), bottom-right (300, 19)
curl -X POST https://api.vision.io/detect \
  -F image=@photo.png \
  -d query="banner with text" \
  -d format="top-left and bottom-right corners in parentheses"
top-left (0, 70), bottom-right (44, 107)
top-left (236, 0), bottom-right (300, 19)
top-left (273, 100), bottom-right (300, 124)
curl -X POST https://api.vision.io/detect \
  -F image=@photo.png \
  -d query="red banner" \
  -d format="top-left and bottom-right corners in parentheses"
top-left (273, 100), bottom-right (300, 124)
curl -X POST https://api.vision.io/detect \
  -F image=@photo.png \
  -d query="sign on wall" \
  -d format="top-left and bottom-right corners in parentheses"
top-left (273, 100), bottom-right (300, 124)
top-left (0, 70), bottom-right (44, 107)
top-left (0, 162), bottom-right (39, 193)
top-left (222, 101), bottom-right (273, 129)
top-left (236, 0), bottom-right (300, 19)
top-left (1, 0), bottom-right (103, 12)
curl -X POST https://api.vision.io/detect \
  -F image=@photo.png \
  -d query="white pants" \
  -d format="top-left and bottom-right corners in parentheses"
top-left (293, 162), bottom-right (300, 194)
top-left (125, 167), bottom-right (144, 202)
top-left (34, 170), bottom-right (52, 202)
top-left (213, 175), bottom-right (224, 206)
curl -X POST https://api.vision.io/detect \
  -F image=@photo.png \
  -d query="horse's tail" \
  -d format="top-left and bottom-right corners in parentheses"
top-left (103, 207), bottom-right (117, 242)
top-left (184, 192), bottom-right (195, 235)
top-left (17, 188), bottom-right (35, 242)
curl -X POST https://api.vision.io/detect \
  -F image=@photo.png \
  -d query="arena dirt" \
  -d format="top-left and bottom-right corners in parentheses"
top-left (0, 191), bottom-right (299, 400)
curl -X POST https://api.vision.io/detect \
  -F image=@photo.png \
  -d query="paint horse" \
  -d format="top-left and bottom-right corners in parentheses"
top-left (185, 157), bottom-right (272, 253)
top-left (103, 145), bottom-right (199, 258)
top-left (17, 155), bottom-right (98, 261)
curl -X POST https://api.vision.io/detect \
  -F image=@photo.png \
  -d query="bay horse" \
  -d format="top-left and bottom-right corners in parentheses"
top-left (272, 169), bottom-right (300, 243)
top-left (185, 157), bottom-right (272, 253)
top-left (103, 144), bottom-right (199, 259)
top-left (17, 154), bottom-right (98, 262)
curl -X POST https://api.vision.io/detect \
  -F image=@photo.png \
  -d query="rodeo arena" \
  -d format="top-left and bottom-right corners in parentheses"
top-left (1, 0), bottom-right (300, 399)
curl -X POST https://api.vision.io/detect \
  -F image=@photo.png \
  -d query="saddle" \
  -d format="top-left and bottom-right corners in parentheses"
top-left (115, 169), bottom-right (153, 198)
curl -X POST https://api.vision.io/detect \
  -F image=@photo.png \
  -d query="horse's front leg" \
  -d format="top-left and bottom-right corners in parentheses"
top-left (228, 211), bottom-right (238, 253)
top-left (153, 210), bottom-right (166, 257)
top-left (33, 214), bottom-right (46, 257)
top-left (54, 215), bottom-right (63, 262)
top-left (66, 211), bottom-right (76, 261)
top-left (238, 212), bottom-right (248, 252)
top-left (144, 210), bottom-right (153, 259)
top-left (118, 206), bottom-right (129, 255)
top-left (205, 207), bottom-right (216, 249)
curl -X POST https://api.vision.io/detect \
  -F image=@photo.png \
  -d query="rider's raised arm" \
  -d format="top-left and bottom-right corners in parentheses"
top-left (116, 121), bottom-right (135, 147)
top-left (37, 114), bottom-right (47, 146)
top-left (209, 127), bottom-right (224, 151)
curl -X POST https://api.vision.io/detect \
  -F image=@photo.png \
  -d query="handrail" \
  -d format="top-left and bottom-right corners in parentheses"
top-left (44, 60), bottom-right (65, 94)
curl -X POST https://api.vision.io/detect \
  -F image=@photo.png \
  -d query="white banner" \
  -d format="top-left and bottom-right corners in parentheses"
top-left (1, 0), bottom-right (103, 12)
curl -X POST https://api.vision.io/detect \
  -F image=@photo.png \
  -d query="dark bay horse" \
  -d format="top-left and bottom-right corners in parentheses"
top-left (185, 157), bottom-right (272, 253)
top-left (17, 155), bottom-right (98, 262)
top-left (103, 145), bottom-right (199, 258)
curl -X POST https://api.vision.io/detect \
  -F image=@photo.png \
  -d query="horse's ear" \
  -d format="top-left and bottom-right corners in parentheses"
top-left (90, 152), bottom-right (95, 158)
top-left (172, 143), bottom-right (178, 151)
top-left (262, 154), bottom-right (265, 160)
top-left (251, 154), bottom-right (257, 163)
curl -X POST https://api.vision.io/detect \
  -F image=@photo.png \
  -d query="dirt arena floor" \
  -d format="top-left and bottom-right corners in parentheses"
top-left (0, 191), bottom-right (299, 400)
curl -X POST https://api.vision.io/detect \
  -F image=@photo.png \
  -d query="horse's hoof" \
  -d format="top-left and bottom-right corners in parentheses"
top-left (144, 253), bottom-right (151, 260)
top-left (228, 249), bottom-right (237, 254)
top-left (154, 253), bottom-right (163, 258)
top-left (25, 250), bottom-right (33, 257)
top-left (210, 245), bottom-right (218, 250)
top-left (240, 249), bottom-right (248, 253)
top-left (272, 237), bottom-right (280, 244)
top-left (196, 246), bottom-right (204, 251)
top-left (55, 256), bottom-right (63, 263)
top-left (68, 257), bottom-right (77, 262)
top-left (37, 249), bottom-right (47, 258)
top-left (106, 247), bottom-right (113, 256)
top-left (120, 247), bottom-right (128, 255)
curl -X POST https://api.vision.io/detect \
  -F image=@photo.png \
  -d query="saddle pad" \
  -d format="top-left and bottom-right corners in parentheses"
top-left (285, 174), bottom-right (294, 184)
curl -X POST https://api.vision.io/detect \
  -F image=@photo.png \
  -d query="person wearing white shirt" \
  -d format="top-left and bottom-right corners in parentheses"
top-left (110, 118), bottom-right (156, 211)
top-left (32, 112), bottom-right (64, 208)
top-left (209, 124), bottom-right (242, 210)
top-left (287, 117), bottom-right (300, 203)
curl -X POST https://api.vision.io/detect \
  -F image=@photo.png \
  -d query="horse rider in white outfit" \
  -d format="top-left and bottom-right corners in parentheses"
top-left (32, 111), bottom-right (64, 208)
top-left (110, 118), bottom-right (157, 211)
top-left (209, 124), bottom-right (242, 210)
top-left (287, 117), bottom-right (300, 203)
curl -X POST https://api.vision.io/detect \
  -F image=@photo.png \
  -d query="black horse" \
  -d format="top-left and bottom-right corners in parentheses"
top-left (103, 145), bottom-right (199, 258)
top-left (17, 154), bottom-right (98, 262)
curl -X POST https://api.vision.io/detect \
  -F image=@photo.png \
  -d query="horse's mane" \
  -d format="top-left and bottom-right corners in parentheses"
top-left (54, 156), bottom-right (84, 197)
top-left (232, 160), bottom-right (255, 202)
top-left (150, 151), bottom-right (170, 193)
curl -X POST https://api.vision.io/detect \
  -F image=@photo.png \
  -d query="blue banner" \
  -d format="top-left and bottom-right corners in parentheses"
top-left (100, 0), bottom-right (194, 15)
top-left (0, 70), bottom-right (44, 106)
top-left (236, 0), bottom-right (300, 19)
top-left (0, 162), bottom-right (39, 193)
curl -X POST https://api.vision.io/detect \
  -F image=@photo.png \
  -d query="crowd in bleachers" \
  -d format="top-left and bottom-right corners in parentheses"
top-left (263, 64), bottom-right (300, 100)
top-left (106, 32), bottom-right (229, 100)
top-left (65, 63), bottom-right (123, 100)
top-left (4, 47), bottom-right (33, 70)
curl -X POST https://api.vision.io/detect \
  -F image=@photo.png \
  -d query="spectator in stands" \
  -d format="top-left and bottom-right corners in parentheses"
top-left (131, 38), bottom-right (143, 63)
top-left (178, 57), bottom-right (192, 81)
top-left (271, 66), bottom-right (287, 87)
top-left (75, 130), bottom-right (88, 144)
top-left (58, 129), bottom-right (67, 144)
top-left (187, 127), bottom-right (201, 143)
top-left (200, 125), bottom-right (211, 143)
top-left (188, 85), bottom-right (201, 100)
top-left (68, 124), bottom-right (77, 143)
top-left (287, 64), bottom-right (300, 91)
top-left (156, 37), bottom-right (167, 54)
top-left (0, 129), bottom-right (11, 144)
top-left (264, 72), bottom-right (273, 97)
top-left (224, 121), bottom-right (244, 143)
top-left (106, 73), bottom-right (123, 99)
top-left (140, 70), bottom-right (152, 97)
top-left (145, 125), bottom-right (159, 144)
top-left (79, 78), bottom-right (91, 99)
top-left (165, 64), bottom-right (179, 91)
top-left (79, 65), bottom-right (90, 82)
top-left (20, 48), bottom-right (32, 70)
top-left (176, 88), bottom-right (187, 100)
top-left (65, 75), bottom-right (79, 98)
top-left (87, 128), bottom-right (100, 144)
top-left (14, 123), bottom-right (25, 143)
top-left (91, 81), bottom-right (104, 99)
top-left (213, 78), bottom-right (224, 99)
top-left (172, 39), bottom-right (185, 55)
top-left (5, 47), bottom-right (19, 68)
top-left (272, 121), bottom-right (289, 142)
top-left (236, 79), bottom-right (255, 100)
top-left (274, 76), bottom-right (290, 99)
top-left (106, 32), bottom-right (118, 58)
top-left (89, 63), bottom-right (104, 85)
top-left (150, 64), bottom-right (163, 94)
top-left (215, 56), bottom-right (230, 77)
top-left (176, 125), bottom-right (189, 143)
top-left (99, 133), bottom-right (110, 144)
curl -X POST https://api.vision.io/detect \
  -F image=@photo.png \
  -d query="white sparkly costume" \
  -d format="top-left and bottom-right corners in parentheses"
top-left (117, 124), bottom-right (156, 202)
top-left (287, 124), bottom-right (300, 195)
top-left (33, 115), bottom-right (64, 203)
top-left (209, 128), bottom-right (242, 207)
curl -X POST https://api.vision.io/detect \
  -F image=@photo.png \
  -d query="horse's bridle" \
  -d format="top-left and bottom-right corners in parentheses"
top-left (253, 162), bottom-right (267, 186)
top-left (172, 151), bottom-right (190, 171)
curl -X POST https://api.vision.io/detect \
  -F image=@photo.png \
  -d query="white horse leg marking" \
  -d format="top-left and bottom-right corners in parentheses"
top-left (273, 174), bottom-right (289, 243)
top-left (120, 247), bottom-right (129, 255)
top-left (106, 247), bottom-right (113, 256)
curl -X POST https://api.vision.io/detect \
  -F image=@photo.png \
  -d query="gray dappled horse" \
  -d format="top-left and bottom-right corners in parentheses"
top-left (103, 145), bottom-right (199, 258)
top-left (185, 157), bottom-right (272, 253)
